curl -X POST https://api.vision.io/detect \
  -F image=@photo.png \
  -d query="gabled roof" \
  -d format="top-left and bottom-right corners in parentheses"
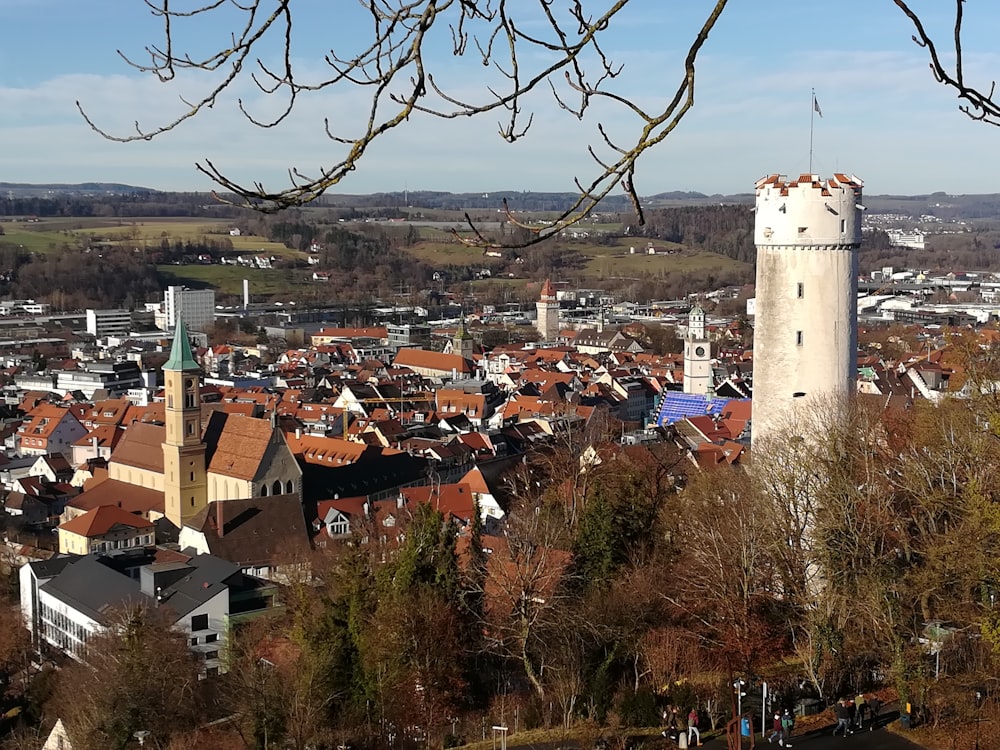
top-left (66, 477), bottom-right (164, 517)
top-left (185, 495), bottom-right (310, 567)
top-left (393, 348), bottom-right (474, 375)
top-left (109, 422), bottom-right (166, 473)
top-left (204, 412), bottom-right (277, 481)
top-left (59, 504), bottom-right (154, 538)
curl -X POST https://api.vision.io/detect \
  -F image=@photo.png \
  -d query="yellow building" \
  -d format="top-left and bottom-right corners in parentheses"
top-left (57, 504), bottom-right (155, 555)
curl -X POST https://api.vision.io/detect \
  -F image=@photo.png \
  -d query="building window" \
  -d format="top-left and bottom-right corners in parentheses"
top-left (796, 282), bottom-right (804, 299)
top-left (285, 480), bottom-right (294, 494)
top-left (190, 472), bottom-right (195, 482)
top-left (261, 484), bottom-right (268, 497)
top-left (204, 650), bottom-right (219, 660)
top-left (272, 480), bottom-right (282, 495)
top-left (191, 613), bottom-right (208, 631)
top-left (796, 331), bottom-right (804, 346)
top-left (840, 219), bottom-right (846, 232)
top-left (191, 637), bottom-right (199, 646)
top-left (205, 633), bottom-right (218, 643)
top-left (187, 422), bottom-right (195, 436)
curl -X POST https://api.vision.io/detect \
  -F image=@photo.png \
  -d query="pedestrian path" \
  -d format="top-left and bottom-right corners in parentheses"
top-left (700, 712), bottom-right (923, 750)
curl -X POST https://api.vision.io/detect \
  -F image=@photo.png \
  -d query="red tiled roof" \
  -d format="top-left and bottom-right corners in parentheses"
top-left (59, 504), bottom-right (154, 537)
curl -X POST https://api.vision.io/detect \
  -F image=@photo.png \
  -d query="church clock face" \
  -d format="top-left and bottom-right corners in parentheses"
top-left (694, 346), bottom-right (706, 357)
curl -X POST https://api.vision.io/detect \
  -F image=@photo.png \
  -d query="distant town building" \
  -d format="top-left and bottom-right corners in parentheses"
top-left (164, 286), bottom-right (216, 332)
top-left (683, 304), bottom-right (713, 395)
top-left (85, 308), bottom-right (132, 338)
top-left (535, 279), bottom-right (560, 342)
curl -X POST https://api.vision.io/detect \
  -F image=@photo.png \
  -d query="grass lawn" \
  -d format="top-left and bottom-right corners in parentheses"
top-left (584, 251), bottom-right (748, 278)
top-left (4, 217), bottom-right (295, 258)
top-left (0, 225), bottom-right (74, 254)
top-left (156, 263), bottom-right (307, 298)
top-left (406, 241), bottom-right (501, 266)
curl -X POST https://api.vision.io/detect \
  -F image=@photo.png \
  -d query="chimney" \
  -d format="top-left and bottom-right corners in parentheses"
top-left (216, 501), bottom-right (225, 538)
top-left (295, 427), bottom-right (302, 440)
top-left (91, 436), bottom-right (98, 451)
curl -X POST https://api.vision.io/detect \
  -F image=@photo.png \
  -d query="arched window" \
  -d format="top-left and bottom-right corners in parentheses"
top-left (285, 480), bottom-right (295, 495)
top-left (272, 480), bottom-right (282, 496)
top-left (261, 484), bottom-right (268, 497)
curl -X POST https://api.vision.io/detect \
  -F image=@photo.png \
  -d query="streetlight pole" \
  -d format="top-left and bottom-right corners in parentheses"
top-left (975, 691), bottom-right (982, 750)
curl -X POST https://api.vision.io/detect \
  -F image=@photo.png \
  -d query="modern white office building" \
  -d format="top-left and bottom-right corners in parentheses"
top-left (85, 308), bottom-right (132, 338)
top-left (164, 286), bottom-right (216, 332)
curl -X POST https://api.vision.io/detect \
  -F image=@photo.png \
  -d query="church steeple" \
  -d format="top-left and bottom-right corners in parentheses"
top-left (162, 320), bottom-right (208, 529)
top-left (454, 312), bottom-right (474, 359)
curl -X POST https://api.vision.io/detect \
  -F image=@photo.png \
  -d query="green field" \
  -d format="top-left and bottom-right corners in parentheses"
top-left (156, 264), bottom-right (306, 298)
top-left (2, 217), bottom-right (292, 257)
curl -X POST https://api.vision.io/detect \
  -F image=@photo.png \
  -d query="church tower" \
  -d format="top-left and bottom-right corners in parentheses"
top-left (453, 314), bottom-right (475, 360)
top-left (683, 304), bottom-right (712, 395)
top-left (751, 173), bottom-right (864, 447)
top-left (162, 320), bottom-right (208, 529)
top-left (535, 279), bottom-right (559, 342)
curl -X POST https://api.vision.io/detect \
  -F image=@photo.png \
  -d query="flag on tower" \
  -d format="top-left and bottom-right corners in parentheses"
top-left (813, 94), bottom-right (823, 118)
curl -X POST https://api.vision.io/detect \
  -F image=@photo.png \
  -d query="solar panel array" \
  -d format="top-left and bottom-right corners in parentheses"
top-left (654, 392), bottom-right (748, 426)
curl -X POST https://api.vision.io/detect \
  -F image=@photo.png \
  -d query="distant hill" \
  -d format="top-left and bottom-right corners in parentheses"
top-left (0, 182), bottom-right (156, 197)
top-left (4, 182), bottom-right (1000, 221)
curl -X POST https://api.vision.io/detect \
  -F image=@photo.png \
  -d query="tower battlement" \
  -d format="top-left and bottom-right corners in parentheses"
top-left (754, 173), bottom-right (864, 248)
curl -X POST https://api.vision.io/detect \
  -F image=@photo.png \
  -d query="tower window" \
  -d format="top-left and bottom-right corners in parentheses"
top-left (796, 331), bottom-right (804, 346)
top-left (840, 219), bottom-right (846, 232)
top-left (187, 422), bottom-right (195, 435)
top-left (190, 497), bottom-right (195, 507)
top-left (190, 472), bottom-right (195, 482)
top-left (797, 282), bottom-right (804, 299)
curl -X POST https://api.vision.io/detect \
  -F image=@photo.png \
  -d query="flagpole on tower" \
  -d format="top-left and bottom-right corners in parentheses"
top-left (809, 89), bottom-right (815, 173)
top-left (809, 89), bottom-right (823, 174)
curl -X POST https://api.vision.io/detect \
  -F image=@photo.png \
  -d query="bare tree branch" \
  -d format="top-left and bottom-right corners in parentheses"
top-left (79, 0), bottom-right (730, 247)
top-left (894, 0), bottom-right (1000, 126)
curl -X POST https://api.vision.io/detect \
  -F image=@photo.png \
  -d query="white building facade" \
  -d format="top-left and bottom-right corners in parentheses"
top-left (164, 286), bottom-right (216, 332)
top-left (683, 304), bottom-right (713, 395)
top-left (751, 173), bottom-right (864, 446)
top-left (85, 308), bottom-right (132, 338)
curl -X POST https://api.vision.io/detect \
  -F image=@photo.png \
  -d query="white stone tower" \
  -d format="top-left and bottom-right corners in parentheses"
top-left (751, 173), bottom-right (864, 447)
top-left (683, 304), bottom-right (712, 395)
top-left (535, 279), bottom-right (559, 342)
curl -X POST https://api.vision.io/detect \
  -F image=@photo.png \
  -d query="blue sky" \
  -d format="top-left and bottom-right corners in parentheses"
top-left (1, 0), bottom-right (998, 196)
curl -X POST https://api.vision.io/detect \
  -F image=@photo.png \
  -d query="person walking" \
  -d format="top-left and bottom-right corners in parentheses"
top-left (780, 709), bottom-right (795, 747)
top-left (687, 707), bottom-right (702, 747)
top-left (854, 693), bottom-right (867, 729)
top-left (832, 699), bottom-right (853, 737)
top-left (868, 694), bottom-right (882, 730)
top-left (767, 711), bottom-right (783, 745)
